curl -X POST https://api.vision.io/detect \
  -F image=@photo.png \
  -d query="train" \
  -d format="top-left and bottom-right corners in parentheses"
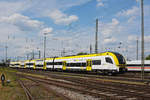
top-left (9, 52), bottom-right (127, 75)
top-left (126, 60), bottom-right (150, 72)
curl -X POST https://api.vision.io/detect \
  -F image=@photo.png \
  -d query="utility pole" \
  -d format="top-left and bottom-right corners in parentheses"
top-left (5, 45), bottom-right (8, 64)
top-left (141, 0), bottom-right (144, 80)
top-left (44, 33), bottom-right (46, 59)
top-left (39, 50), bottom-right (41, 59)
top-left (95, 19), bottom-right (98, 54)
top-left (62, 48), bottom-right (65, 57)
top-left (37, 48), bottom-right (41, 59)
top-left (27, 53), bottom-right (29, 60)
top-left (90, 44), bottom-right (92, 54)
top-left (43, 33), bottom-right (47, 70)
top-left (32, 50), bottom-right (34, 59)
top-left (136, 37), bottom-right (139, 60)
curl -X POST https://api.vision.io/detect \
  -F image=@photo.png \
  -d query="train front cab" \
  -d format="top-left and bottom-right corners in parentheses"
top-left (98, 52), bottom-right (127, 75)
top-left (112, 52), bottom-right (127, 73)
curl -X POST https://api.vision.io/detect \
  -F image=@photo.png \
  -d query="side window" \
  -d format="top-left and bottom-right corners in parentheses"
top-left (67, 63), bottom-right (70, 66)
top-left (46, 62), bottom-right (53, 65)
top-left (105, 57), bottom-right (113, 64)
top-left (63, 61), bottom-right (66, 66)
top-left (75, 63), bottom-right (81, 67)
top-left (92, 60), bottom-right (101, 65)
top-left (82, 63), bottom-right (86, 67)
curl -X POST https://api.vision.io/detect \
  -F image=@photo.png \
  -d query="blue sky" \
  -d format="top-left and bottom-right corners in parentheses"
top-left (0, 0), bottom-right (150, 61)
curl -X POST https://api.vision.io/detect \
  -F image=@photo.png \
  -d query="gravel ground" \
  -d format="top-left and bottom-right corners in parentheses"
top-left (47, 85), bottom-right (102, 100)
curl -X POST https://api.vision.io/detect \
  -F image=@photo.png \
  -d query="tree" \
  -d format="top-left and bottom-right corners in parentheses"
top-left (145, 55), bottom-right (150, 60)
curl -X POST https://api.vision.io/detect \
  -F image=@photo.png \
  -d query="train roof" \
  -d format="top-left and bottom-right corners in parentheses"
top-left (46, 52), bottom-right (119, 60)
top-left (11, 52), bottom-right (123, 62)
top-left (126, 60), bottom-right (150, 64)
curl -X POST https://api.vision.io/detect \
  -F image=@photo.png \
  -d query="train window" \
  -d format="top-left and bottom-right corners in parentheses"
top-left (82, 63), bottom-right (86, 67)
top-left (89, 61), bottom-right (92, 66)
top-left (105, 57), bottom-right (113, 64)
top-left (67, 63), bottom-right (70, 66)
top-left (53, 62), bottom-right (56, 65)
top-left (47, 62), bottom-right (53, 65)
top-left (57, 62), bottom-right (62, 65)
top-left (92, 60), bottom-right (101, 65)
top-left (26, 63), bottom-right (34, 65)
top-left (113, 52), bottom-right (125, 64)
top-left (66, 63), bottom-right (86, 67)
top-left (76, 63), bottom-right (81, 67)
top-left (36, 65), bottom-right (43, 67)
top-left (46, 62), bottom-right (64, 65)
top-left (70, 63), bottom-right (76, 67)
top-left (69, 63), bottom-right (72, 67)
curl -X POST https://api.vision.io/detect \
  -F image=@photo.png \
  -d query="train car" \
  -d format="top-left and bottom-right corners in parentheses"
top-left (126, 60), bottom-right (150, 71)
top-left (48, 58), bottom-right (64, 71)
top-left (20, 61), bottom-right (25, 69)
top-left (9, 61), bottom-right (21, 68)
top-left (35, 59), bottom-right (44, 70)
top-left (45, 52), bottom-right (127, 75)
top-left (24, 60), bottom-right (36, 69)
top-left (9, 61), bottom-right (16, 68)
top-left (45, 58), bottom-right (53, 70)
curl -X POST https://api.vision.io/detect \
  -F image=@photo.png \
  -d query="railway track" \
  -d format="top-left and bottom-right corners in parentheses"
top-left (17, 71), bottom-right (150, 100)
top-left (18, 73), bottom-right (118, 100)
top-left (17, 74), bottom-right (71, 100)
top-left (18, 69), bottom-right (150, 84)
top-left (45, 73), bottom-right (150, 99)
top-left (17, 79), bottom-right (34, 100)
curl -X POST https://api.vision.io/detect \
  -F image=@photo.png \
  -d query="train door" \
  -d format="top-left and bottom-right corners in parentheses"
top-left (33, 62), bottom-right (36, 69)
top-left (86, 59), bottom-right (92, 71)
top-left (24, 63), bottom-right (26, 68)
top-left (43, 61), bottom-right (47, 70)
top-left (62, 61), bottom-right (66, 70)
top-left (19, 63), bottom-right (21, 68)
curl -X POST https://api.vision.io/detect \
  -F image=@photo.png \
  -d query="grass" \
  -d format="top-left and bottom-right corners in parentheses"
top-left (0, 67), bottom-right (27, 100)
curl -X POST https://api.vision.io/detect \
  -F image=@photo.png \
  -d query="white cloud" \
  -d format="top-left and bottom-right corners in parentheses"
top-left (128, 35), bottom-right (137, 41)
top-left (0, 1), bottom-right (28, 17)
top-left (116, 6), bottom-right (140, 23)
top-left (42, 27), bottom-right (53, 34)
top-left (117, 6), bottom-right (139, 17)
top-left (101, 18), bottom-right (120, 38)
top-left (116, 5), bottom-right (150, 23)
top-left (128, 35), bottom-right (150, 44)
top-left (39, 27), bottom-right (53, 36)
top-left (96, 0), bottom-right (104, 7)
top-left (97, 18), bottom-right (122, 45)
top-left (104, 37), bottom-right (116, 44)
top-left (48, 9), bottom-right (78, 25)
top-left (127, 16), bottom-right (136, 23)
top-left (145, 36), bottom-right (150, 43)
top-left (0, 13), bottom-right (44, 31)
top-left (0, 0), bottom-right (93, 60)
top-left (57, 0), bottom-right (92, 9)
top-left (111, 18), bottom-right (119, 25)
top-left (136, 0), bottom-right (140, 2)
top-left (25, 0), bottom-right (91, 17)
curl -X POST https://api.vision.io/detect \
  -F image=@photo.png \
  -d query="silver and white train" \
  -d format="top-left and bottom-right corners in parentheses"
top-left (127, 60), bottom-right (150, 72)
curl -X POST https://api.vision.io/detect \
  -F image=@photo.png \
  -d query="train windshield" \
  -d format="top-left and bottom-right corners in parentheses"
top-left (113, 52), bottom-right (126, 64)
